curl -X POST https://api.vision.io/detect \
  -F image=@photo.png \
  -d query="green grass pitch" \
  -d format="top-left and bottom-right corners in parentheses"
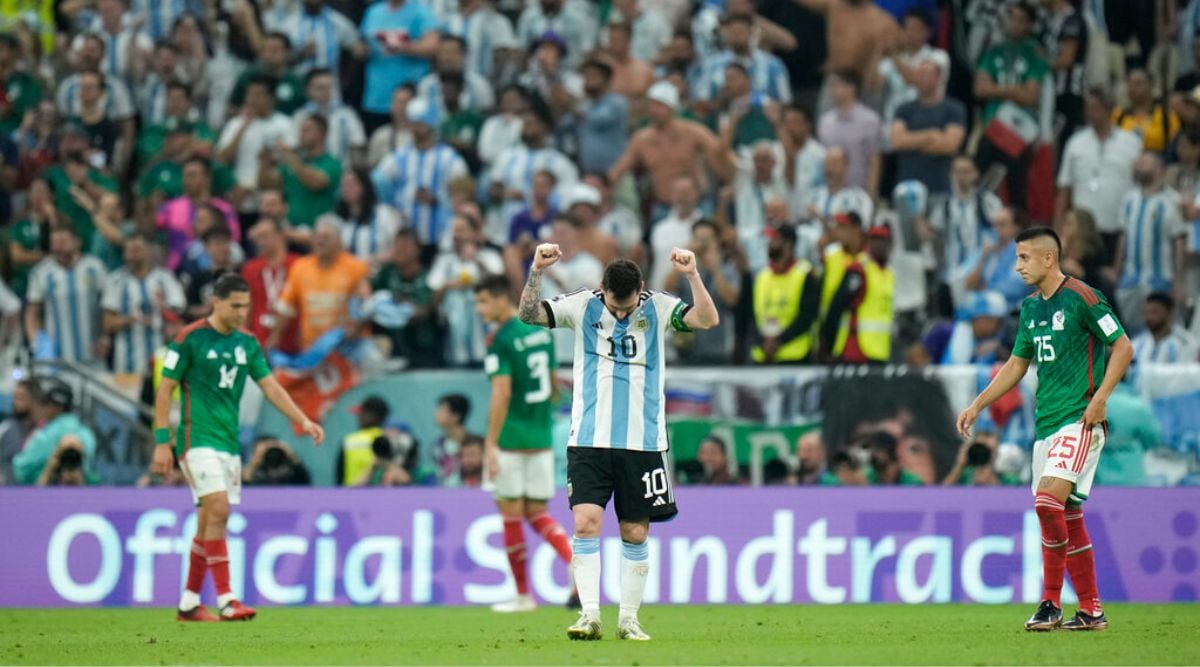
top-left (2, 605), bottom-right (1198, 665)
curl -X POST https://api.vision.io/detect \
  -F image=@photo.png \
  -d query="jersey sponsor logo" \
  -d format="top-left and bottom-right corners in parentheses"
top-left (206, 350), bottom-right (218, 359)
top-left (235, 346), bottom-right (247, 365)
top-left (1052, 310), bottom-right (1065, 331)
top-left (164, 350), bottom-right (180, 370)
top-left (1097, 313), bottom-right (1118, 336)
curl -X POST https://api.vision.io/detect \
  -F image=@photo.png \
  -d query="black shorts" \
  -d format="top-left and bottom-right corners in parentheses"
top-left (566, 447), bottom-right (678, 523)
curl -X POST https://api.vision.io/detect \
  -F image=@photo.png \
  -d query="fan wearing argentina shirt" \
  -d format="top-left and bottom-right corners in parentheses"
top-left (517, 243), bottom-right (720, 642)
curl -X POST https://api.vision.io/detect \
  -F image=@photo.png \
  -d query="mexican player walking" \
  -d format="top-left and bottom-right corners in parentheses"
top-left (153, 274), bottom-right (325, 622)
top-left (957, 227), bottom-right (1134, 632)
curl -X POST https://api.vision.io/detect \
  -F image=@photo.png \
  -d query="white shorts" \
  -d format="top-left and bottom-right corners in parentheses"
top-left (1030, 422), bottom-right (1105, 504)
top-left (180, 447), bottom-right (242, 506)
top-left (489, 449), bottom-right (555, 501)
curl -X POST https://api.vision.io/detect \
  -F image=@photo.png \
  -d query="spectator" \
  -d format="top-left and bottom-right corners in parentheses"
top-left (795, 431), bottom-right (831, 485)
top-left (798, 0), bottom-right (899, 111)
top-left (728, 140), bottom-right (792, 272)
top-left (696, 13), bottom-right (791, 104)
top-left (506, 169), bottom-right (558, 273)
top-left (243, 436), bottom-right (312, 486)
top-left (973, 2), bottom-right (1047, 211)
top-left (183, 226), bottom-right (239, 320)
top-left (366, 84), bottom-right (416, 168)
top-left (431, 393), bottom-right (478, 484)
top-left (889, 61), bottom-right (966, 196)
top-left (54, 34), bottom-right (136, 175)
top-left (597, 21), bottom-right (653, 101)
top-left (338, 166), bottom-right (404, 268)
top-left (442, 0), bottom-right (519, 81)
top-left (360, 0), bottom-right (442, 131)
top-left (577, 58), bottom-right (629, 175)
top-left (0, 380), bottom-right (37, 485)
top-left (7, 178), bottom-right (52, 298)
top-left (370, 228), bottom-right (442, 365)
top-left (932, 290), bottom-right (1009, 365)
top-left (750, 224), bottom-right (820, 364)
top-left (806, 147), bottom-right (874, 226)
top-left (828, 450), bottom-right (869, 485)
top-left (137, 124), bottom-right (233, 222)
top-left (101, 233), bottom-right (186, 377)
top-left (0, 33), bottom-right (42, 137)
top-left (216, 75), bottom-right (297, 206)
top-left (818, 69), bottom-right (883, 197)
top-left (454, 435), bottom-right (485, 488)
top-left (11, 380), bottom-right (97, 485)
top-left (373, 97), bottom-right (469, 255)
top-left (1055, 87), bottom-right (1143, 264)
top-left (134, 81), bottom-right (218, 168)
top-left (1095, 377), bottom-right (1156, 486)
top-left (561, 182), bottom-right (620, 265)
top-left (46, 149), bottom-right (117, 257)
top-left (931, 155), bottom-right (1003, 298)
top-left (862, 430), bottom-right (924, 485)
top-left (75, 0), bottom-right (152, 82)
top-left (652, 30), bottom-right (705, 92)
top-left (540, 214), bottom-right (603, 363)
top-left (259, 113), bottom-right (342, 231)
top-left (12, 100), bottom-right (61, 191)
top-left (665, 218), bottom-right (742, 364)
top-left (695, 435), bottom-right (741, 485)
top-left (611, 0), bottom-right (672, 63)
top-left (716, 63), bottom-right (779, 151)
top-left (488, 106), bottom-right (577, 230)
top-left (434, 73), bottom-right (486, 168)
top-left (649, 174), bottom-right (704, 290)
top-left (428, 214), bottom-right (504, 366)
top-left (1114, 153), bottom-right (1188, 332)
top-left (243, 218), bottom-right (300, 353)
top-left (516, 0), bottom-right (598, 70)
top-left (1114, 68), bottom-right (1180, 155)
top-left (230, 32), bottom-right (307, 116)
top-left (961, 206), bottom-right (1029, 310)
top-left (1166, 129), bottom-right (1200, 197)
top-left (778, 104), bottom-right (827, 223)
top-left (1041, 0), bottom-right (1088, 154)
top-left (294, 68), bottom-right (368, 167)
top-left (820, 221), bottom-right (895, 364)
top-left (878, 8), bottom-right (949, 128)
top-left (1131, 293), bottom-right (1198, 363)
top-left (338, 395), bottom-right (391, 486)
top-left (1060, 207), bottom-right (1116, 303)
top-left (583, 172), bottom-right (643, 262)
top-left (67, 72), bottom-right (120, 169)
top-left (941, 432), bottom-right (1016, 486)
top-left (25, 225), bottom-right (107, 365)
top-left (416, 35), bottom-right (495, 114)
top-left (155, 158), bottom-right (240, 271)
top-left (271, 215), bottom-right (372, 352)
top-left (270, 0), bottom-right (364, 77)
top-left (136, 43), bottom-right (186, 125)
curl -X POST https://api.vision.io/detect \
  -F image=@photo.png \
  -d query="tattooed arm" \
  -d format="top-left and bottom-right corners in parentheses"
top-left (518, 243), bottom-right (562, 327)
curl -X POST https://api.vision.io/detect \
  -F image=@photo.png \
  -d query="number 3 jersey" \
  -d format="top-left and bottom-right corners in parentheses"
top-left (544, 289), bottom-right (692, 452)
top-left (162, 320), bottom-right (273, 456)
top-left (1011, 277), bottom-right (1126, 439)
top-left (485, 317), bottom-right (557, 450)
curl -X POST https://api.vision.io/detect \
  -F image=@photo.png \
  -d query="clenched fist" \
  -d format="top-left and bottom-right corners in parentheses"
top-left (671, 247), bottom-right (698, 276)
top-left (532, 243), bottom-right (562, 270)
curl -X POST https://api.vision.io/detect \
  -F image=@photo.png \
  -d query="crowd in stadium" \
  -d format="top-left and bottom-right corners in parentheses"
top-left (0, 0), bottom-right (1198, 488)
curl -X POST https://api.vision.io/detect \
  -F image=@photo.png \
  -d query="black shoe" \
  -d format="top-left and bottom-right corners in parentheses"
top-left (565, 590), bottom-right (581, 610)
top-left (1024, 600), bottom-right (1063, 631)
top-left (1061, 610), bottom-right (1108, 631)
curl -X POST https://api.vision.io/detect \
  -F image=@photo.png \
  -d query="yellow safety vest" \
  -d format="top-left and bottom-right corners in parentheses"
top-left (341, 426), bottom-right (384, 486)
top-left (820, 248), bottom-right (866, 315)
top-left (751, 260), bottom-right (813, 362)
top-left (832, 257), bottom-right (895, 362)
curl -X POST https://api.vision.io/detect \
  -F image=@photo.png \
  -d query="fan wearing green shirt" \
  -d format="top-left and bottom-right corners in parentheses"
top-left (258, 114), bottom-right (342, 230)
top-left (137, 124), bottom-right (234, 221)
top-left (229, 32), bottom-right (307, 115)
top-left (135, 82), bottom-right (218, 165)
top-left (0, 33), bottom-right (42, 136)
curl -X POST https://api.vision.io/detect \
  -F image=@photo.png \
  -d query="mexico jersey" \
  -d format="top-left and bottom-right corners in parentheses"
top-left (485, 317), bottom-right (557, 450)
top-left (1011, 277), bottom-right (1126, 439)
top-left (544, 289), bottom-right (691, 452)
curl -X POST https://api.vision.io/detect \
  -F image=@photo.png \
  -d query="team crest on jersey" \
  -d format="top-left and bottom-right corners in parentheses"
top-left (634, 317), bottom-right (649, 332)
top-left (235, 346), bottom-right (247, 365)
top-left (1052, 310), bottom-right (1065, 331)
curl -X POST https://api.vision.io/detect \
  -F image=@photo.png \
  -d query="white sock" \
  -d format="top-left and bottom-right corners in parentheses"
top-left (619, 541), bottom-right (649, 625)
top-left (179, 590), bottom-right (201, 612)
top-left (217, 592), bottom-right (236, 608)
top-left (571, 537), bottom-right (601, 617)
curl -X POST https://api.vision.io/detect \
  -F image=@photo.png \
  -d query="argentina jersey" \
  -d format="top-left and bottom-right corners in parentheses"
top-left (27, 256), bottom-right (107, 364)
top-left (545, 289), bottom-right (691, 452)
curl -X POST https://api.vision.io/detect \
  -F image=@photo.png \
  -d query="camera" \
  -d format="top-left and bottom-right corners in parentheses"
top-left (262, 445), bottom-right (288, 469)
top-left (967, 443), bottom-right (993, 467)
top-left (58, 448), bottom-right (83, 470)
top-left (371, 435), bottom-right (394, 460)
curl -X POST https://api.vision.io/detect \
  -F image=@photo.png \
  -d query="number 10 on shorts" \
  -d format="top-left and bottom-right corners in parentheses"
top-left (641, 468), bottom-right (668, 498)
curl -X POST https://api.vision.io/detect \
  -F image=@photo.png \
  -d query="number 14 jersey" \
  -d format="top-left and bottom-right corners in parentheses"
top-left (544, 289), bottom-right (692, 452)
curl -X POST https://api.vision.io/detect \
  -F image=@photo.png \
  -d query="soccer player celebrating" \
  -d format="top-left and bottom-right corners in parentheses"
top-left (957, 227), bottom-right (1133, 632)
top-left (519, 243), bottom-right (720, 641)
top-left (153, 274), bottom-right (326, 622)
top-left (473, 275), bottom-right (575, 613)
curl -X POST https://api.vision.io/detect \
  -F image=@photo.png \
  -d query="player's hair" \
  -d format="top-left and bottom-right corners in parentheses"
top-left (212, 273), bottom-right (250, 299)
top-left (691, 218), bottom-right (718, 235)
top-left (830, 69), bottom-right (862, 95)
top-left (245, 73), bottom-right (277, 96)
top-left (1015, 225), bottom-right (1062, 258)
top-left (1011, 1), bottom-right (1037, 23)
top-left (438, 71), bottom-right (465, 90)
top-left (720, 12), bottom-right (753, 27)
top-left (264, 31), bottom-right (292, 50)
top-left (124, 231), bottom-right (156, 246)
top-left (50, 223), bottom-right (80, 239)
top-left (305, 67), bottom-right (333, 85)
top-left (253, 216), bottom-right (285, 234)
top-left (438, 33), bottom-right (468, 51)
top-left (1146, 291), bottom-right (1175, 311)
top-left (165, 79), bottom-right (192, 98)
top-left (701, 435), bottom-right (728, 454)
top-left (182, 155), bottom-right (211, 173)
top-left (474, 274), bottom-right (513, 298)
top-left (724, 61), bottom-right (750, 78)
top-left (902, 7), bottom-right (934, 28)
top-left (602, 259), bottom-right (643, 300)
top-left (581, 58), bottom-right (614, 81)
top-left (1084, 85), bottom-right (1114, 110)
top-left (394, 227), bottom-right (420, 244)
top-left (202, 224), bottom-right (233, 243)
top-left (785, 103), bottom-right (815, 125)
top-left (439, 394), bottom-right (470, 423)
top-left (303, 112), bottom-right (329, 135)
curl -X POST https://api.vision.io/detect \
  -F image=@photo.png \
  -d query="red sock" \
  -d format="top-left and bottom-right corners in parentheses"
top-left (1065, 507), bottom-right (1102, 616)
top-left (203, 539), bottom-right (232, 598)
top-left (502, 520), bottom-right (529, 596)
top-left (186, 538), bottom-right (207, 594)
top-left (1035, 492), bottom-right (1068, 607)
top-left (529, 512), bottom-right (572, 564)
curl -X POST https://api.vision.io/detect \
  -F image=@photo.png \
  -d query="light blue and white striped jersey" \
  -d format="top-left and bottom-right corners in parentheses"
top-left (269, 6), bottom-right (359, 74)
top-left (294, 103), bottom-right (367, 164)
top-left (696, 49), bottom-right (793, 103)
top-left (342, 204), bottom-right (404, 265)
top-left (131, 0), bottom-right (199, 41)
top-left (55, 73), bottom-right (136, 120)
top-left (137, 74), bottom-right (169, 124)
top-left (74, 17), bottom-right (153, 84)
top-left (416, 70), bottom-right (496, 113)
top-left (789, 139), bottom-right (827, 221)
top-left (489, 144), bottom-right (578, 228)
top-left (101, 267), bottom-right (186, 375)
top-left (442, 8), bottom-right (519, 79)
top-left (1132, 327), bottom-right (1199, 364)
top-left (546, 289), bottom-right (692, 451)
top-left (1119, 188), bottom-right (1186, 289)
top-left (372, 142), bottom-right (468, 248)
top-left (27, 255), bottom-right (107, 365)
top-left (808, 185), bottom-right (874, 225)
top-left (931, 190), bottom-right (1003, 278)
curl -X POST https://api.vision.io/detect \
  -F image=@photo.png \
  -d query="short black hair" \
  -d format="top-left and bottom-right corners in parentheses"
top-left (439, 393), bottom-right (470, 422)
top-left (438, 71), bottom-right (465, 89)
top-left (831, 69), bottom-right (862, 94)
top-left (902, 7), bottom-right (933, 28)
top-left (691, 218), bottom-right (718, 235)
top-left (581, 58), bottom-right (614, 81)
top-left (212, 273), bottom-right (250, 299)
top-left (245, 73), bottom-right (277, 96)
top-left (439, 33), bottom-right (468, 51)
top-left (474, 274), bottom-right (512, 297)
top-left (1011, 1), bottom-right (1037, 23)
top-left (720, 12), bottom-right (753, 27)
top-left (202, 225), bottom-right (233, 243)
top-left (50, 223), bottom-right (80, 239)
top-left (602, 259), bottom-right (643, 299)
top-left (395, 227), bottom-right (420, 244)
top-left (724, 61), bottom-right (750, 78)
top-left (1146, 291), bottom-right (1175, 310)
top-left (305, 67), bottom-right (334, 85)
top-left (1085, 85), bottom-right (1114, 109)
top-left (1015, 225), bottom-right (1062, 257)
top-left (785, 103), bottom-right (815, 125)
top-left (166, 79), bottom-right (192, 98)
top-left (303, 112), bottom-right (329, 135)
top-left (701, 434), bottom-right (728, 453)
top-left (265, 31), bottom-right (292, 49)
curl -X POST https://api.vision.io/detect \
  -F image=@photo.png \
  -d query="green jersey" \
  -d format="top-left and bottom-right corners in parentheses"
top-left (281, 152), bottom-right (342, 227)
top-left (485, 318), bottom-right (556, 450)
top-left (162, 320), bottom-right (272, 456)
top-left (1011, 277), bottom-right (1126, 439)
